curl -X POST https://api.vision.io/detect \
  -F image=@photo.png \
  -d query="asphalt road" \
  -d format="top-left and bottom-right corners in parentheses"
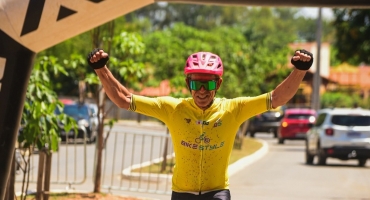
top-left (230, 133), bottom-right (370, 200)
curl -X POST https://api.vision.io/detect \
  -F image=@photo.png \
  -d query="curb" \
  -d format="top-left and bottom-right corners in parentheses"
top-left (121, 154), bottom-right (174, 182)
top-left (228, 138), bottom-right (269, 177)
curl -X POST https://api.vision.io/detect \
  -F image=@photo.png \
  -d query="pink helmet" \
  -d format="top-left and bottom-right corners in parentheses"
top-left (184, 52), bottom-right (223, 76)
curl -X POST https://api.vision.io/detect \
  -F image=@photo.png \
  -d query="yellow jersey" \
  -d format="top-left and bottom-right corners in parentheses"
top-left (129, 93), bottom-right (271, 193)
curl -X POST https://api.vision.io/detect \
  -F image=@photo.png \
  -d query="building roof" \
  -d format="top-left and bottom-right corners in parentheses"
top-left (129, 80), bottom-right (188, 97)
top-left (329, 64), bottom-right (370, 88)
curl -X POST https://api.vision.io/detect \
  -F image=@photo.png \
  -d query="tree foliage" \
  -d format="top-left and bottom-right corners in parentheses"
top-left (321, 91), bottom-right (364, 108)
top-left (19, 56), bottom-right (77, 151)
top-left (332, 9), bottom-right (370, 65)
top-left (18, 56), bottom-right (77, 200)
top-left (140, 10), bottom-right (294, 97)
top-left (109, 31), bottom-right (147, 88)
top-left (40, 5), bottom-right (336, 99)
top-left (130, 4), bottom-right (335, 41)
top-left (127, 5), bottom-right (337, 98)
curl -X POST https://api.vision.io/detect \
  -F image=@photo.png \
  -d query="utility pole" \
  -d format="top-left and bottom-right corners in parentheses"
top-left (312, 7), bottom-right (323, 111)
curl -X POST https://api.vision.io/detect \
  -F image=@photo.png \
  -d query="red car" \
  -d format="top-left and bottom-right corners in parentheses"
top-left (277, 108), bottom-right (316, 144)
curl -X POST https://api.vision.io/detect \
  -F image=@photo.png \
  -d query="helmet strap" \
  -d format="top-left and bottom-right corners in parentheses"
top-left (185, 77), bottom-right (192, 92)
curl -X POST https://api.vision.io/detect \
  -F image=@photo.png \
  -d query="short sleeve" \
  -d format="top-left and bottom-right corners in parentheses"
top-left (129, 95), bottom-right (181, 123)
top-left (231, 92), bottom-right (272, 124)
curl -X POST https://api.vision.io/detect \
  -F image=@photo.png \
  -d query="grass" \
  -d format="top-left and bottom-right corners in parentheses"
top-left (229, 137), bottom-right (263, 164)
top-left (132, 137), bottom-right (262, 174)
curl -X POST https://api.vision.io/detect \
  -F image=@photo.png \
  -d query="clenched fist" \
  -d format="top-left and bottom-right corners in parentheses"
top-left (87, 48), bottom-right (109, 70)
top-left (291, 49), bottom-right (313, 71)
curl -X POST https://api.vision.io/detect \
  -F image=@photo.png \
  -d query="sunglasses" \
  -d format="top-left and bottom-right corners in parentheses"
top-left (189, 80), bottom-right (217, 91)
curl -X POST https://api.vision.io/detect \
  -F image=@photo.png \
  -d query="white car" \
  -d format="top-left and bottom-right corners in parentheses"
top-left (305, 108), bottom-right (370, 166)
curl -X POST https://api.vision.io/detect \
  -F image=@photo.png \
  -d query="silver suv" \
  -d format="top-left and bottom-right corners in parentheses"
top-left (305, 108), bottom-right (370, 166)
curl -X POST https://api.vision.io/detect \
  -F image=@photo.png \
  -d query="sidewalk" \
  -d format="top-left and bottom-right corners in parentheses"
top-left (15, 120), bottom-right (268, 200)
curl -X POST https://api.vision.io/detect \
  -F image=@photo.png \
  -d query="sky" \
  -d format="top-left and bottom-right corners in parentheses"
top-left (298, 8), bottom-right (334, 20)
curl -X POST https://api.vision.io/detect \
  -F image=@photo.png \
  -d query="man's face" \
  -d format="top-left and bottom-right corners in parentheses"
top-left (187, 73), bottom-right (222, 110)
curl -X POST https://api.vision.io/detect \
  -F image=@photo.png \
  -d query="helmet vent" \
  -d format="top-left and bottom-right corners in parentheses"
top-left (202, 54), bottom-right (206, 60)
top-left (185, 52), bottom-right (223, 76)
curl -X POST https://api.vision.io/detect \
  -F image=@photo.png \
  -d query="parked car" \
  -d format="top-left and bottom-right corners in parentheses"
top-left (305, 108), bottom-right (370, 166)
top-left (88, 103), bottom-right (102, 128)
top-left (277, 108), bottom-right (316, 144)
top-left (246, 106), bottom-right (285, 138)
top-left (56, 101), bottom-right (97, 143)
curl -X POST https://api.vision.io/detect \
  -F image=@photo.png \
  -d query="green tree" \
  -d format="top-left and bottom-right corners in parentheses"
top-left (321, 91), bottom-right (364, 108)
top-left (36, 20), bottom-right (147, 192)
top-left (141, 22), bottom-right (291, 98)
top-left (17, 56), bottom-right (77, 200)
top-left (332, 9), bottom-right (370, 65)
top-left (127, 3), bottom-right (225, 30)
top-left (129, 4), bottom-right (334, 43)
top-left (137, 6), bottom-right (327, 98)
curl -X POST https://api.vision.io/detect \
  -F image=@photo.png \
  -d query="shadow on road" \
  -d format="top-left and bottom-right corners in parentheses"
top-left (300, 162), bottom-right (369, 169)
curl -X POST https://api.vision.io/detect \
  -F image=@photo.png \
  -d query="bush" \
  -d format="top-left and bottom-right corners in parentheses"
top-left (321, 92), bottom-right (364, 108)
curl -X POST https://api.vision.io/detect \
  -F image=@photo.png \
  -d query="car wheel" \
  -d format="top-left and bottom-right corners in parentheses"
top-left (278, 138), bottom-right (284, 144)
top-left (250, 131), bottom-right (255, 138)
top-left (60, 136), bottom-right (66, 142)
top-left (317, 148), bottom-right (327, 165)
top-left (358, 159), bottom-right (367, 167)
top-left (305, 142), bottom-right (314, 165)
top-left (89, 131), bottom-right (97, 144)
top-left (273, 130), bottom-right (278, 138)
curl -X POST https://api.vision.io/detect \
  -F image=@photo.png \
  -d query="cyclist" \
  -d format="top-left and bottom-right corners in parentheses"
top-left (87, 48), bottom-right (313, 200)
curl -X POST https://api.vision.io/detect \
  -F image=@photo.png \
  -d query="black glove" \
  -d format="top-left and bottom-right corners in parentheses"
top-left (87, 48), bottom-right (109, 69)
top-left (291, 49), bottom-right (313, 71)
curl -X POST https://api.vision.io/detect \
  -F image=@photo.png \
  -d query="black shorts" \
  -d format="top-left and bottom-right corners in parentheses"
top-left (171, 189), bottom-right (231, 200)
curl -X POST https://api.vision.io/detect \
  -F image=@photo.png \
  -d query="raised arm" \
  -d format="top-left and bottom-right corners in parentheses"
top-left (271, 50), bottom-right (313, 108)
top-left (87, 48), bottom-right (132, 109)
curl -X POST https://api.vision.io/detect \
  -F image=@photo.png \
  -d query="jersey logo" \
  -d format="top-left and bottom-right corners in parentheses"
top-left (180, 132), bottom-right (225, 151)
top-left (213, 118), bottom-right (222, 127)
top-left (195, 133), bottom-right (211, 144)
top-left (196, 120), bottom-right (209, 125)
top-left (184, 118), bottom-right (191, 123)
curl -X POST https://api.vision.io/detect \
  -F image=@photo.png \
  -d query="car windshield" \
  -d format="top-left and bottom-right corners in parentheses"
top-left (63, 105), bottom-right (89, 116)
top-left (287, 114), bottom-right (314, 119)
top-left (331, 115), bottom-right (370, 126)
